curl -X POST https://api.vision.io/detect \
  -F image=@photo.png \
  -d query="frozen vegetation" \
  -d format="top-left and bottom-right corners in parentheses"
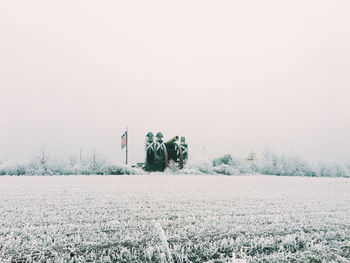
top-left (0, 150), bottom-right (142, 176)
top-left (0, 175), bottom-right (349, 262)
top-left (0, 151), bottom-right (349, 177)
top-left (175, 153), bottom-right (350, 178)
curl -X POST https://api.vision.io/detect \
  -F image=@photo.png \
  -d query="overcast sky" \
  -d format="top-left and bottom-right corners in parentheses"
top-left (1, 0), bottom-right (349, 164)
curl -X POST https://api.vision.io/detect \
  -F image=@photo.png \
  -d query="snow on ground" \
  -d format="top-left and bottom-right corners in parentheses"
top-left (0, 175), bottom-right (350, 262)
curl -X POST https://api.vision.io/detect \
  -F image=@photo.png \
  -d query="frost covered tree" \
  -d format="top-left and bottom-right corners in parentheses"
top-left (26, 144), bottom-right (53, 175)
top-left (79, 148), bottom-right (106, 175)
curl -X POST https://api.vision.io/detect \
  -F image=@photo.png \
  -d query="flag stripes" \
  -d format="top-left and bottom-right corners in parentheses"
top-left (121, 131), bottom-right (127, 149)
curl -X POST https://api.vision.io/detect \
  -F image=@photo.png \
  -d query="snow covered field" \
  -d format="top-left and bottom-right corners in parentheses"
top-left (1, 175), bottom-right (350, 262)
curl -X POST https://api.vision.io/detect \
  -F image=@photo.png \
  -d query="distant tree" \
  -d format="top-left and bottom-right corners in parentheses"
top-left (68, 155), bottom-right (78, 167)
top-left (37, 144), bottom-right (51, 175)
top-left (88, 148), bottom-right (105, 175)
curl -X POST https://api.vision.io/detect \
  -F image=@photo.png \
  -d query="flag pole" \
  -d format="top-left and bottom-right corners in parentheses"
top-left (126, 127), bottom-right (128, 165)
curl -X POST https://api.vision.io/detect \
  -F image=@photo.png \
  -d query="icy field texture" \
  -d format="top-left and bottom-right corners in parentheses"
top-left (1, 176), bottom-right (350, 262)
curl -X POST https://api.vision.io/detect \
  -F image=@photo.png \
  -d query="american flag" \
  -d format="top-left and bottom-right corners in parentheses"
top-left (121, 131), bottom-right (127, 149)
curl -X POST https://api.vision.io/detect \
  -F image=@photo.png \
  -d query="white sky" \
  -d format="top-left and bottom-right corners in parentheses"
top-left (1, 0), bottom-right (350, 163)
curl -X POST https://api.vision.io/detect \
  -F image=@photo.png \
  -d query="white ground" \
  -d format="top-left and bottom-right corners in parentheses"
top-left (1, 175), bottom-right (350, 262)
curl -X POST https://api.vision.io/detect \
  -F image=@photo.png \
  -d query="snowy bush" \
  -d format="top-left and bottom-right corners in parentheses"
top-left (176, 152), bottom-right (350, 177)
top-left (1, 150), bottom-right (349, 177)
top-left (212, 154), bottom-right (258, 174)
top-left (316, 162), bottom-right (350, 177)
top-left (213, 154), bottom-right (233, 166)
top-left (0, 161), bottom-right (27, 176)
top-left (213, 163), bottom-right (239, 175)
top-left (164, 158), bottom-right (214, 175)
top-left (256, 151), bottom-right (350, 177)
top-left (257, 152), bottom-right (318, 177)
top-left (185, 158), bottom-right (215, 174)
top-left (0, 154), bottom-right (143, 176)
top-left (102, 161), bottom-right (144, 175)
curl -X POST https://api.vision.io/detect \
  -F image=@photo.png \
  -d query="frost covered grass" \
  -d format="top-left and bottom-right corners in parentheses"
top-left (1, 175), bottom-right (350, 262)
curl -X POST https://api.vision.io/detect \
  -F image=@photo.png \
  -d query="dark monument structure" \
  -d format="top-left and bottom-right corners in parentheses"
top-left (144, 132), bottom-right (188, 171)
